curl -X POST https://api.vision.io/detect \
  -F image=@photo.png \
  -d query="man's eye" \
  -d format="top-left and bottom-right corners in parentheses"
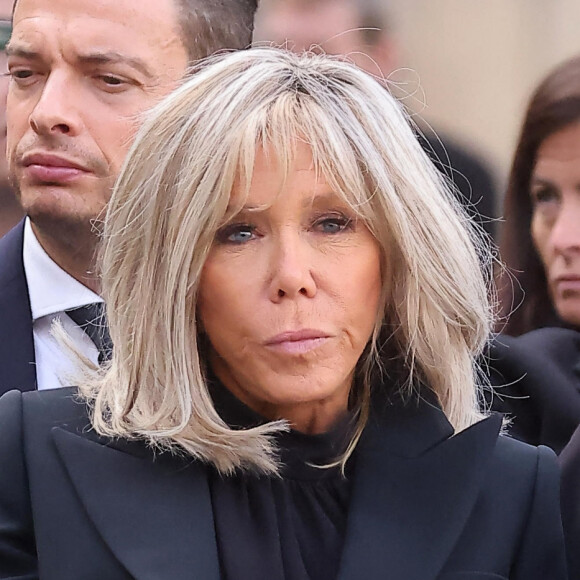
top-left (216, 224), bottom-right (256, 244)
top-left (97, 75), bottom-right (130, 90)
top-left (102, 75), bottom-right (123, 85)
top-left (9, 68), bottom-right (35, 81)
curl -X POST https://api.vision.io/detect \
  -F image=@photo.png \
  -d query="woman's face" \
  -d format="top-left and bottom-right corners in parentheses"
top-left (531, 122), bottom-right (580, 327)
top-left (198, 143), bottom-right (382, 434)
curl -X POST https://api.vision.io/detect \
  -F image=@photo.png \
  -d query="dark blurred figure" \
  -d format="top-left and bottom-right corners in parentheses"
top-left (255, 0), bottom-right (498, 238)
top-left (487, 327), bottom-right (580, 454)
top-left (0, 0), bottom-right (22, 237)
top-left (499, 56), bottom-right (580, 336)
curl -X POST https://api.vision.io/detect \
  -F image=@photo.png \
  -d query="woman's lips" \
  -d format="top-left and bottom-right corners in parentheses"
top-left (265, 330), bottom-right (331, 355)
top-left (554, 276), bottom-right (580, 294)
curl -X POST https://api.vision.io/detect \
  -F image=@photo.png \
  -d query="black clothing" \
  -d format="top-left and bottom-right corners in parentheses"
top-left (560, 422), bottom-right (580, 579)
top-left (0, 384), bottom-right (566, 579)
top-left (487, 328), bottom-right (580, 454)
top-left (0, 223), bottom-right (35, 395)
top-left (209, 381), bottom-right (352, 580)
top-left (419, 132), bottom-right (497, 238)
top-left (66, 303), bottom-right (112, 364)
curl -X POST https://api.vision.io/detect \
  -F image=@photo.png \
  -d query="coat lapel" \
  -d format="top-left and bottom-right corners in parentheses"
top-left (338, 393), bottom-right (502, 580)
top-left (0, 222), bottom-right (36, 395)
top-left (52, 427), bottom-right (220, 580)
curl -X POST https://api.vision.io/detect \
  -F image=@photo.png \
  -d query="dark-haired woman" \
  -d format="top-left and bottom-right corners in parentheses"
top-left (499, 55), bottom-right (580, 334)
top-left (490, 57), bottom-right (580, 454)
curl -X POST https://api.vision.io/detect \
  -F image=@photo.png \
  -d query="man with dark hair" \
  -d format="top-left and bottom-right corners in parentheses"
top-left (0, 0), bottom-right (22, 236)
top-left (256, 0), bottom-right (497, 237)
top-left (0, 0), bottom-right (258, 395)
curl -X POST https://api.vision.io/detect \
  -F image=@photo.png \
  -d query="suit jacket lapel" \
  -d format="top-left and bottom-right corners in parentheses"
top-left (53, 427), bottom-right (220, 580)
top-left (338, 393), bottom-right (502, 580)
top-left (0, 222), bottom-right (36, 395)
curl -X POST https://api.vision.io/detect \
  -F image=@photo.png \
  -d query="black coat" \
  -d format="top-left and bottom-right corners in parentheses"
top-left (487, 328), bottom-right (580, 454)
top-left (561, 423), bottom-right (580, 579)
top-left (0, 386), bottom-right (566, 580)
top-left (0, 222), bottom-right (36, 396)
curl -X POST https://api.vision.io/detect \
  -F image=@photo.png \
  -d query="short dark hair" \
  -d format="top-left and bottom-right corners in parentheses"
top-left (498, 55), bottom-right (580, 335)
top-left (11, 0), bottom-right (259, 62)
top-left (175, 0), bottom-right (258, 62)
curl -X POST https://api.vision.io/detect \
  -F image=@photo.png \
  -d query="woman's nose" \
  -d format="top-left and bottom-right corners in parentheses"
top-left (549, 201), bottom-right (580, 259)
top-left (268, 234), bottom-right (317, 302)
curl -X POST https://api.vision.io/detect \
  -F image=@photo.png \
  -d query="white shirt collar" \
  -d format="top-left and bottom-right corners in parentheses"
top-left (22, 217), bottom-right (103, 321)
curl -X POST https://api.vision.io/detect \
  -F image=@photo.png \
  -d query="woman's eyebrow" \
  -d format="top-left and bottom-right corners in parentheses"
top-left (302, 191), bottom-right (342, 208)
top-left (530, 176), bottom-right (555, 187)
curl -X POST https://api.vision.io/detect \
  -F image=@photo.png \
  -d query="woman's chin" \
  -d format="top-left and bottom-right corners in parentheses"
top-left (555, 297), bottom-right (580, 328)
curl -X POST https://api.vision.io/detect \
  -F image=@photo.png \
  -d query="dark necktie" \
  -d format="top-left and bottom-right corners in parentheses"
top-left (65, 303), bottom-right (113, 364)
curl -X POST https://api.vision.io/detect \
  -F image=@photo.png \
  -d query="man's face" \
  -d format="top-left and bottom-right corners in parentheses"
top-left (0, 0), bottom-right (13, 187)
top-left (6, 0), bottom-right (188, 230)
top-left (258, 0), bottom-right (362, 56)
top-left (256, 0), bottom-right (396, 77)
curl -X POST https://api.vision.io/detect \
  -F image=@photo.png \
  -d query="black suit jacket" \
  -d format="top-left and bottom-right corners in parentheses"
top-left (487, 328), bottom-right (580, 454)
top-left (0, 387), bottom-right (566, 579)
top-left (0, 223), bottom-right (36, 396)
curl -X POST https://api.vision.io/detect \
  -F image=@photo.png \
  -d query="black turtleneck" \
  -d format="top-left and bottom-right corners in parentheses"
top-left (207, 379), bottom-right (355, 580)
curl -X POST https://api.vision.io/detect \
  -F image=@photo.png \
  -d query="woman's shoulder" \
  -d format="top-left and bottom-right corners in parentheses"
top-left (0, 386), bottom-right (90, 433)
top-left (494, 431), bottom-right (558, 469)
top-left (489, 432), bottom-right (560, 499)
top-left (0, 387), bottom-right (166, 464)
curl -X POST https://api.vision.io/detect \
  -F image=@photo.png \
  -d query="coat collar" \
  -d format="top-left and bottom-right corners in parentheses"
top-left (52, 426), bottom-right (221, 580)
top-left (0, 221), bottom-right (36, 395)
top-left (51, 388), bottom-right (501, 580)
top-left (338, 391), bottom-right (503, 580)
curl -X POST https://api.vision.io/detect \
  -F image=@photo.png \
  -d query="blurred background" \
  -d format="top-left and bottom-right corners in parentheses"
top-left (254, 0), bottom-right (580, 219)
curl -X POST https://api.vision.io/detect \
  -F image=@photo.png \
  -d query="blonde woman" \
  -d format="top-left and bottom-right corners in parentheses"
top-left (0, 48), bottom-right (566, 579)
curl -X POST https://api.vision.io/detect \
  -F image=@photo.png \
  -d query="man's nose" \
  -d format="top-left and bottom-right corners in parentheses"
top-left (268, 234), bottom-right (317, 302)
top-left (29, 71), bottom-right (82, 137)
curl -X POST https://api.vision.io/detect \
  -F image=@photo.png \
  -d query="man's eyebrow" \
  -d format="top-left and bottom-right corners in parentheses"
top-left (76, 52), bottom-right (155, 78)
top-left (5, 45), bottom-right (155, 78)
top-left (5, 44), bottom-right (40, 59)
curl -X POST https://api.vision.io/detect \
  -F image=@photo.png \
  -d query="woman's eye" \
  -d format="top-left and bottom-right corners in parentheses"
top-left (531, 185), bottom-right (560, 206)
top-left (313, 215), bottom-right (353, 234)
top-left (216, 224), bottom-right (256, 244)
top-left (531, 186), bottom-right (561, 223)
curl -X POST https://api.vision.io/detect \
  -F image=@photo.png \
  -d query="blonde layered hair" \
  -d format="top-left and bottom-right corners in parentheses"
top-left (79, 48), bottom-right (492, 475)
